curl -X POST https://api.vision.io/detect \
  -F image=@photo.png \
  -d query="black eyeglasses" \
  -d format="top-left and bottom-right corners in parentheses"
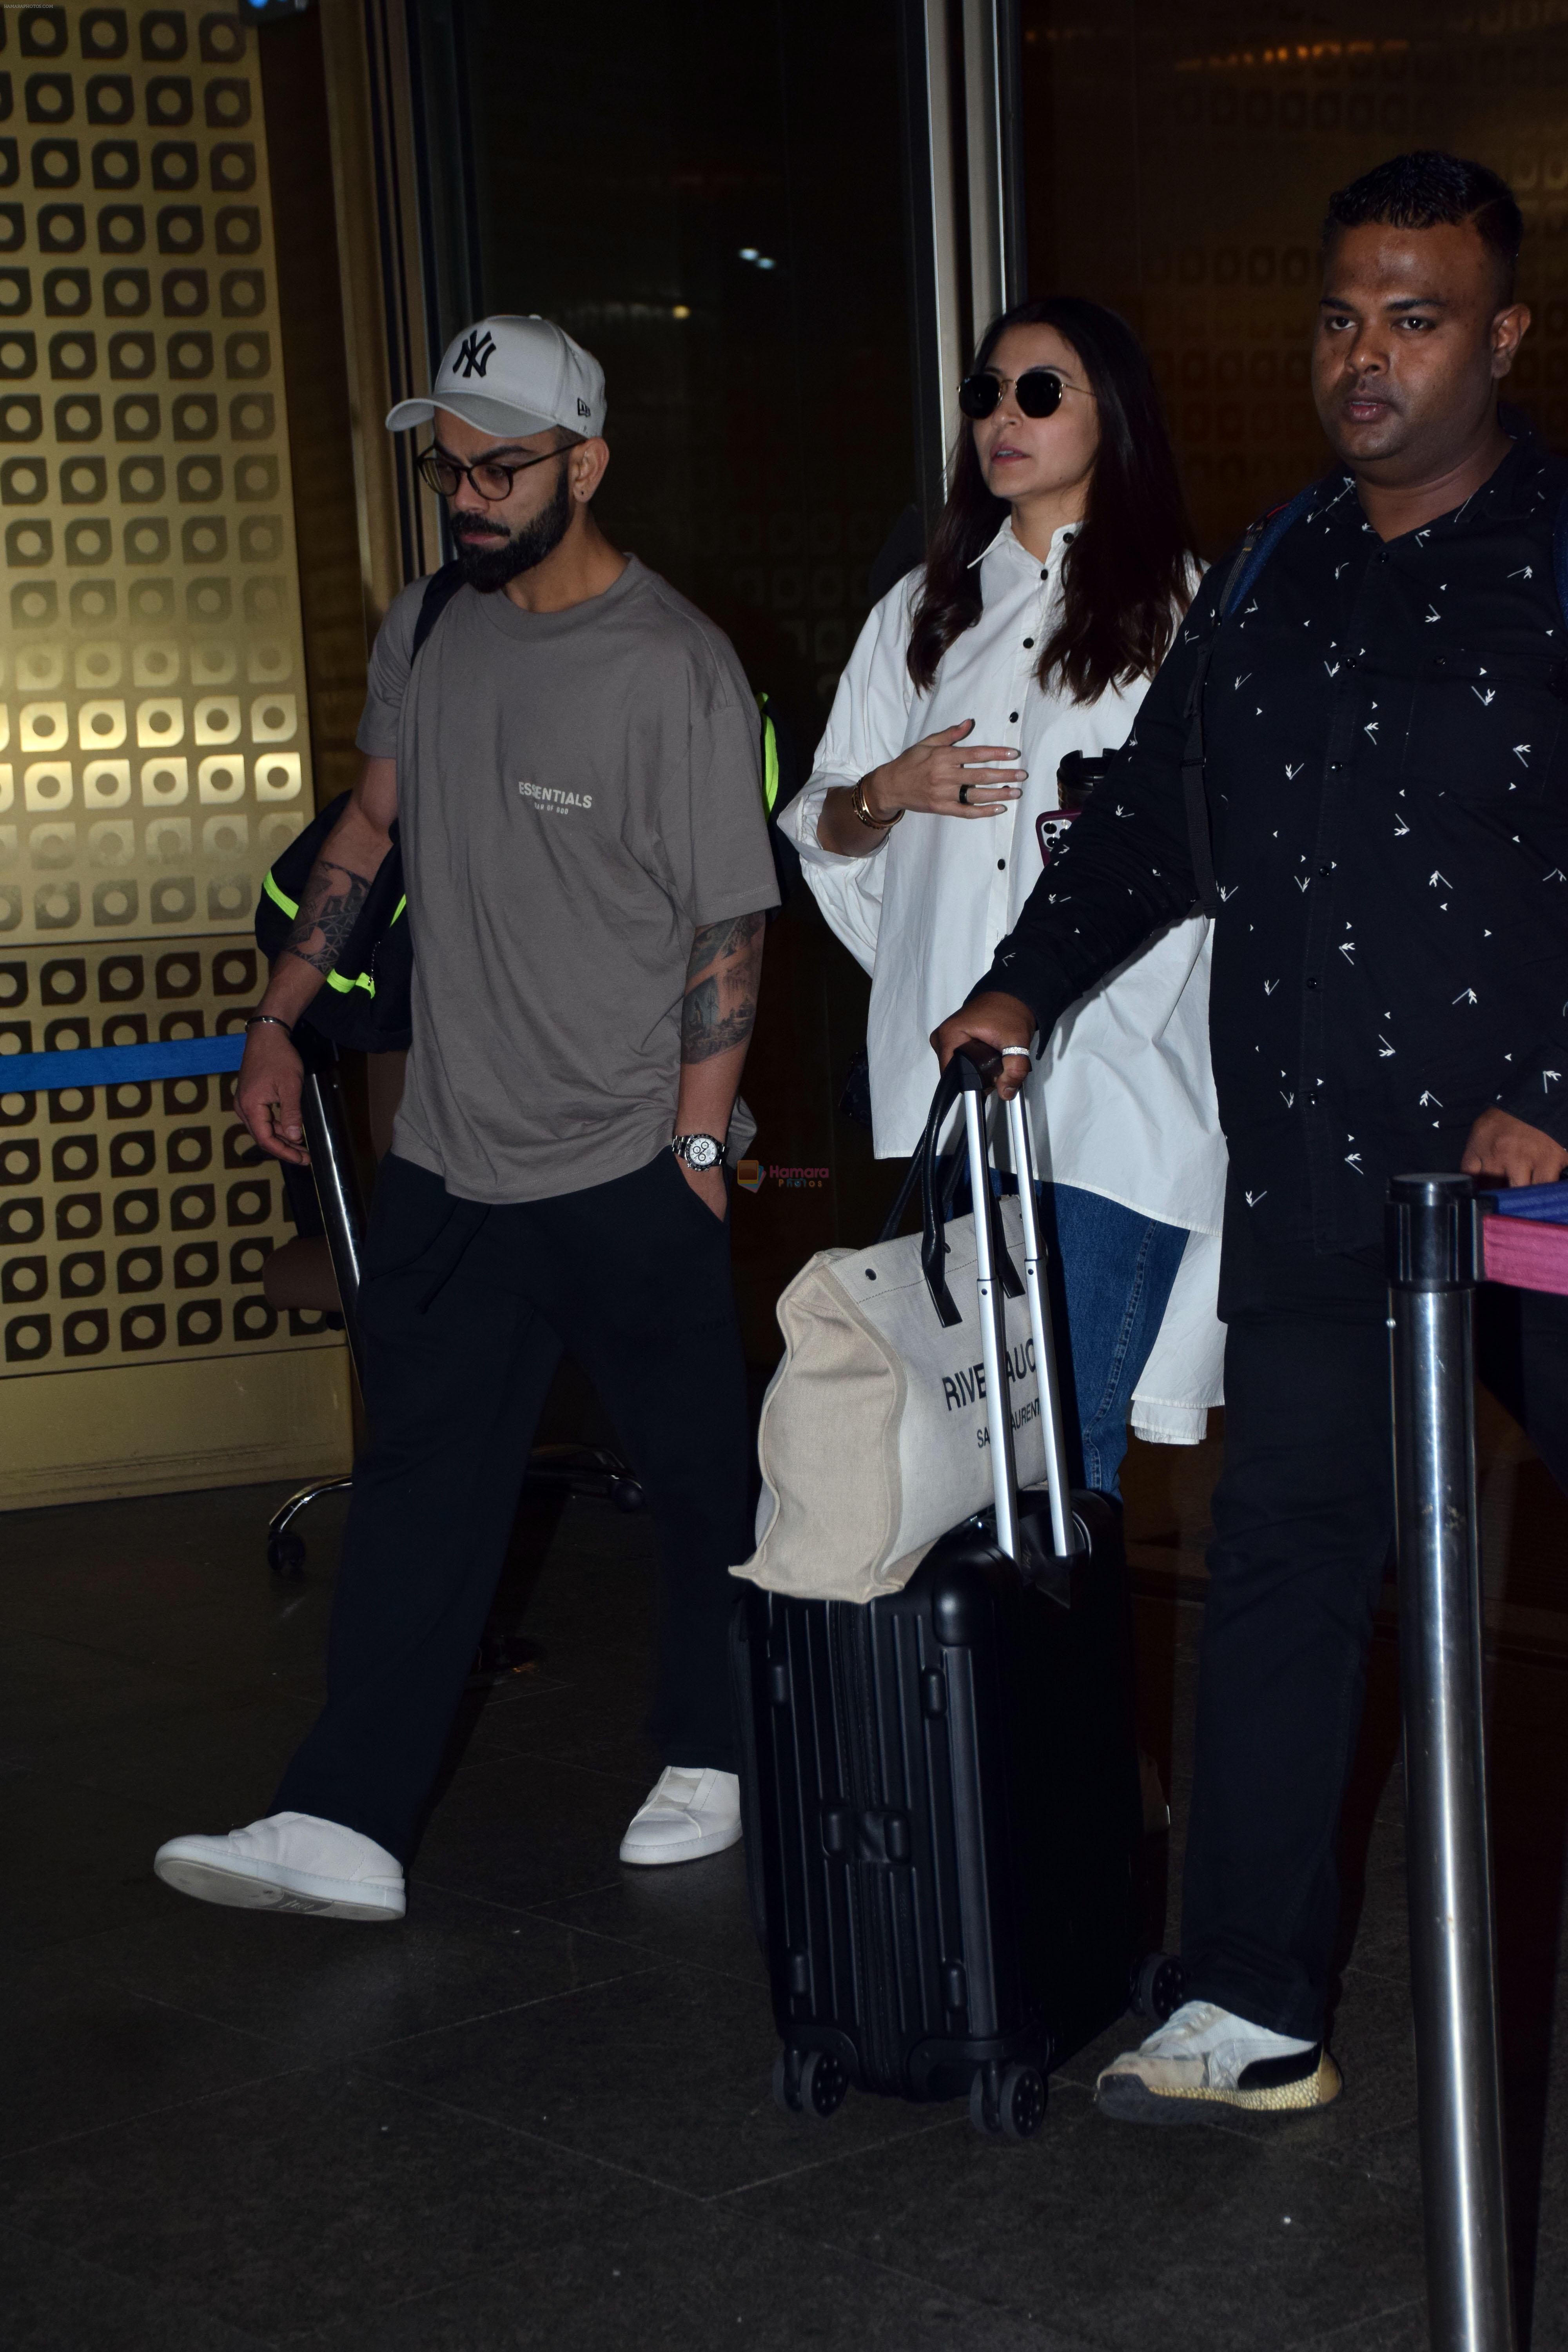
top-left (416, 442), bottom-right (574, 501)
top-left (957, 369), bottom-right (1092, 421)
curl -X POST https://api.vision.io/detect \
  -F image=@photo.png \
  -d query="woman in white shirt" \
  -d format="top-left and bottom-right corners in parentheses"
top-left (780, 296), bottom-right (1227, 1493)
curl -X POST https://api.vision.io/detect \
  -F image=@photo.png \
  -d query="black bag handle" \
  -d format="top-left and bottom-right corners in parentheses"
top-left (917, 1051), bottom-right (1023, 1327)
top-left (877, 1132), bottom-right (964, 1244)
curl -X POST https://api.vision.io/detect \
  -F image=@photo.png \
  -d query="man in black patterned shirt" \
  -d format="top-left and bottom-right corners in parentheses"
top-left (937, 152), bottom-right (1568, 2122)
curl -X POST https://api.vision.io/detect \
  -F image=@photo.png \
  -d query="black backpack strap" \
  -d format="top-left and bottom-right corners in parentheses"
top-left (411, 559), bottom-right (466, 661)
top-left (1180, 531), bottom-right (1263, 917)
top-left (1180, 480), bottom-right (1323, 917)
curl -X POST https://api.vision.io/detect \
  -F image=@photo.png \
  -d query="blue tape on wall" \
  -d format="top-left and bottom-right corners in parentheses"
top-left (0, 1036), bottom-right (247, 1093)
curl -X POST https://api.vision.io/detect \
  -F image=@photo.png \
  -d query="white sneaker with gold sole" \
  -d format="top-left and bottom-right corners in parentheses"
top-left (1095, 2000), bottom-right (1342, 2125)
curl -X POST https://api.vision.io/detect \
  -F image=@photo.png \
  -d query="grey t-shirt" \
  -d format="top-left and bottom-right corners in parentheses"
top-left (355, 555), bottom-right (779, 1203)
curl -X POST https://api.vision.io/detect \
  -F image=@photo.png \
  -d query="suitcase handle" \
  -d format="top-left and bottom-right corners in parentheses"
top-left (911, 1053), bottom-right (1082, 1563)
top-left (1003, 1088), bottom-right (1082, 1560)
top-left (918, 1054), bottom-right (1083, 1563)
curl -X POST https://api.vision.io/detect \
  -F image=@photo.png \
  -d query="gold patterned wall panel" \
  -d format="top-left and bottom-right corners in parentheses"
top-left (0, 4), bottom-right (350, 1507)
top-left (1022, 4), bottom-right (1568, 554)
top-left (0, 934), bottom-right (340, 1379)
top-left (0, 1), bottom-right (312, 949)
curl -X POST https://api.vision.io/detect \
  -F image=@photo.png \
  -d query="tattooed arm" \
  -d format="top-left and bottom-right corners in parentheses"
top-left (673, 908), bottom-right (767, 1217)
top-left (235, 753), bottom-right (397, 1166)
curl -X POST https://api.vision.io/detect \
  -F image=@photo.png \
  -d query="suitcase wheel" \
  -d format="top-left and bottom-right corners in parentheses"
top-left (773, 2048), bottom-right (848, 2121)
top-left (969, 2062), bottom-right (1046, 2141)
top-left (1130, 1951), bottom-right (1185, 2023)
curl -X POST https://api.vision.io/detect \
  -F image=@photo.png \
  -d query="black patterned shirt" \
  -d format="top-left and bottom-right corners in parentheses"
top-left (980, 439), bottom-right (1568, 1254)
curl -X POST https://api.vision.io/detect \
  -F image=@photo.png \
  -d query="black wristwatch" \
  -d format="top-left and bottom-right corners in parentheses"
top-left (671, 1133), bottom-right (726, 1172)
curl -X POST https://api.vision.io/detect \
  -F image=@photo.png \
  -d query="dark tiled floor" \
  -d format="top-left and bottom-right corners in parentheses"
top-left (4, 1463), bottom-right (1568, 2349)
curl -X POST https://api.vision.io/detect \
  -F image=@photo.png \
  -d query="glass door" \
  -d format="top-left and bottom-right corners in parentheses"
top-left (1020, 4), bottom-right (1568, 553)
top-left (407, 0), bottom-right (933, 1348)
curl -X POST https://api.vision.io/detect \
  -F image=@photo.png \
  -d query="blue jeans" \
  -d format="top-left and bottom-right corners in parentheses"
top-left (1013, 1182), bottom-right (1189, 1496)
top-left (951, 1172), bottom-right (1191, 1494)
top-left (1045, 1184), bottom-right (1189, 1493)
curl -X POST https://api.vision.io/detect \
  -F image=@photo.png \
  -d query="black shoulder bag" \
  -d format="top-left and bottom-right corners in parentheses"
top-left (253, 562), bottom-right (465, 1051)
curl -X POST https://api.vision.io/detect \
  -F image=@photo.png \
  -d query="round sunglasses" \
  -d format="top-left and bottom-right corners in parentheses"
top-left (957, 368), bottom-right (1092, 421)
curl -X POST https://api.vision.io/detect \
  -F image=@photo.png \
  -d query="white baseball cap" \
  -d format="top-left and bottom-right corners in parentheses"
top-left (385, 315), bottom-right (606, 442)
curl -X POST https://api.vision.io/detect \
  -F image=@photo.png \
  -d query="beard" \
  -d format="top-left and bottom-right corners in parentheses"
top-left (453, 461), bottom-right (574, 590)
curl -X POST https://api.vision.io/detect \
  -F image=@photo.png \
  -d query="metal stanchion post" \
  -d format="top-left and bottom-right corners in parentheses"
top-left (1386, 1173), bottom-right (1515, 2352)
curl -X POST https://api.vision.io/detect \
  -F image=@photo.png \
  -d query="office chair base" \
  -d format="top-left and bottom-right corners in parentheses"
top-left (265, 1448), bottom-right (644, 1577)
top-left (524, 1443), bottom-right (645, 1513)
top-left (267, 1475), bottom-right (354, 1577)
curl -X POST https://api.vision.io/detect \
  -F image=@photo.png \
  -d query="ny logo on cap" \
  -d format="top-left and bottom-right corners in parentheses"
top-left (455, 329), bottom-right (497, 380)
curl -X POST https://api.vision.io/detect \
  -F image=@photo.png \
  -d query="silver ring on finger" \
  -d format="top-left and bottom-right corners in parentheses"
top-left (957, 782), bottom-right (974, 807)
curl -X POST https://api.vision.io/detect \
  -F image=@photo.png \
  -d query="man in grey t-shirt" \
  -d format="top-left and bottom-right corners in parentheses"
top-left (155, 317), bottom-right (779, 1921)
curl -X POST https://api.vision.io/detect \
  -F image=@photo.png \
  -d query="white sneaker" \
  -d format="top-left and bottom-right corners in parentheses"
top-left (618, 1767), bottom-right (742, 1867)
top-left (153, 1811), bottom-right (405, 1921)
top-left (1095, 1999), bottom-right (1341, 2125)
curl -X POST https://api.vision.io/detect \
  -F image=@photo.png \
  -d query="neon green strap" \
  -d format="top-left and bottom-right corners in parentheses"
top-left (762, 712), bottom-right (779, 815)
top-left (261, 867), bottom-right (405, 996)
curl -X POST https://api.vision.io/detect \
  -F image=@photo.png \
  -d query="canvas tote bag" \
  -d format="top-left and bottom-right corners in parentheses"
top-left (735, 1073), bottom-right (1047, 1604)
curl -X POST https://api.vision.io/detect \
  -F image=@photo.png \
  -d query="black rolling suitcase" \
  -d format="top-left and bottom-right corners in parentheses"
top-left (733, 1052), bottom-right (1178, 2139)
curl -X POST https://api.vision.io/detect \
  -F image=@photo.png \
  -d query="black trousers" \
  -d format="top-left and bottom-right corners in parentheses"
top-left (1180, 1211), bottom-right (1568, 2041)
top-left (272, 1149), bottom-right (750, 1861)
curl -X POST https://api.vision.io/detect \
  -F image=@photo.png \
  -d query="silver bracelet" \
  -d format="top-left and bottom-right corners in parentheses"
top-left (245, 1014), bottom-right (294, 1040)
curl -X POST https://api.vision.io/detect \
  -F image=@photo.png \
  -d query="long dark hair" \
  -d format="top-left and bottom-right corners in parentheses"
top-left (907, 296), bottom-right (1198, 704)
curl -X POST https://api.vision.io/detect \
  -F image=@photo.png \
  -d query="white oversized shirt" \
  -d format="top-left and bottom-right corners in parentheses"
top-left (779, 518), bottom-right (1227, 1440)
